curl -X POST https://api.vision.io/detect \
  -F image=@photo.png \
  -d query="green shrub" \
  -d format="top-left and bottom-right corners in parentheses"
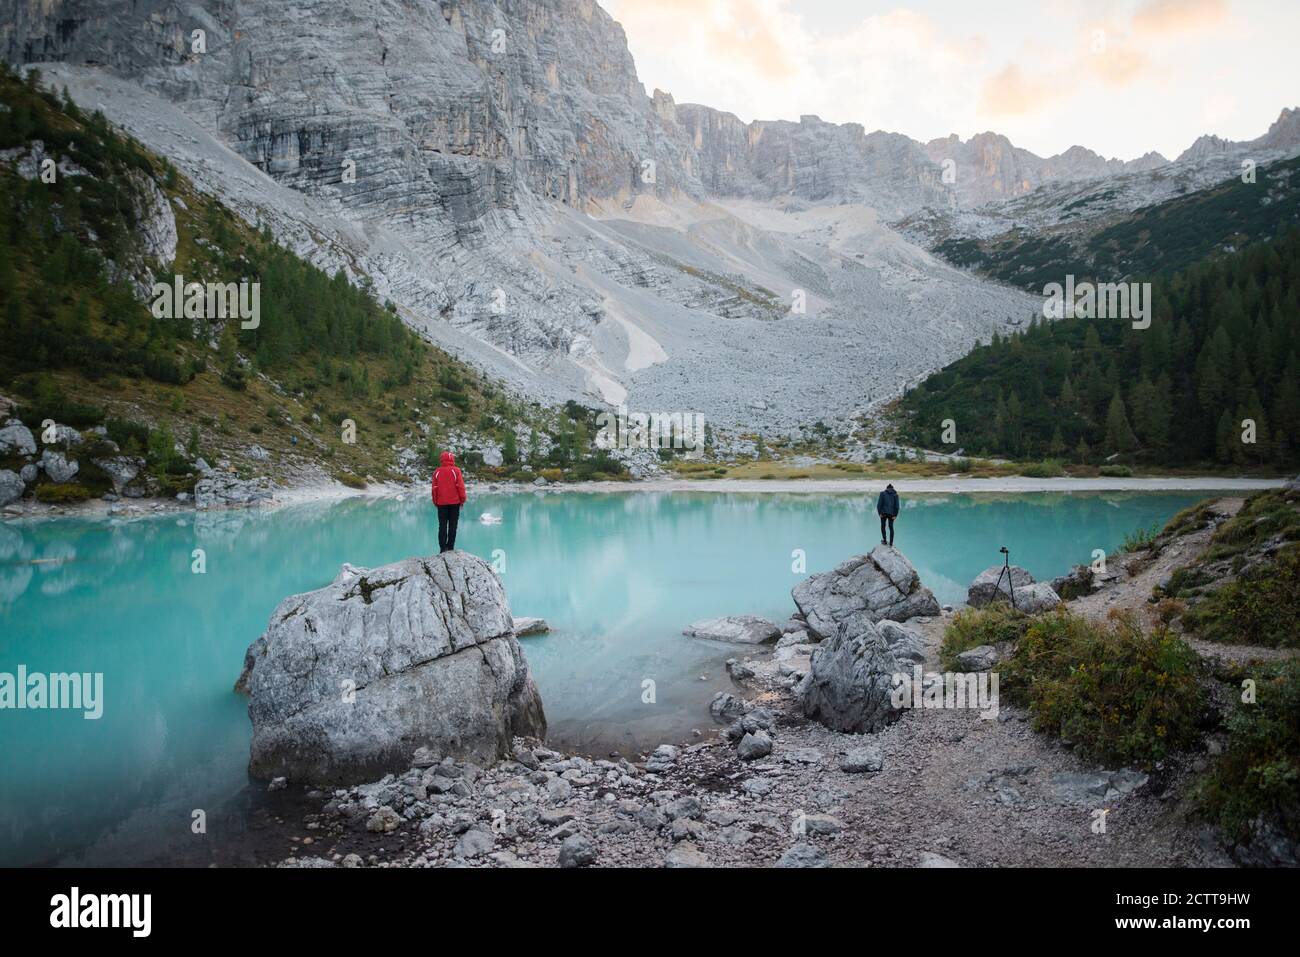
top-left (106, 416), bottom-right (151, 452)
top-left (1019, 459), bottom-right (1065, 478)
top-left (939, 605), bottom-right (1031, 670)
top-left (1180, 545), bottom-right (1300, 648)
top-left (336, 472), bottom-right (367, 489)
top-left (16, 375), bottom-right (104, 428)
top-left (998, 610), bottom-right (1202, 768)
top-left (1121, 521), bottom-right (1162, 552)
top-left (35, 482), bottom-right (94, 503)
top-left (1197, 661), bottom-right (1300, 845)
top-left (1099, 464), bottom-right (1133, 477)
top-left (1201, 488), bottom-right (1300, 562)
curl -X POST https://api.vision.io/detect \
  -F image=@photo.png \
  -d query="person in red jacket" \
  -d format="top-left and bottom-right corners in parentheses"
top-left (432, 451), bottom-right (467, 553)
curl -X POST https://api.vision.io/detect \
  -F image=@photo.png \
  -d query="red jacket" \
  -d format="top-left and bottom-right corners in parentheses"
top-left (432, 451), bottom-right (467, 506)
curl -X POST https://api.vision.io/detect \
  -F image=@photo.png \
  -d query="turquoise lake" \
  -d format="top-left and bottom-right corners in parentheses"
top-left (0, 489), bottom-right (1210, 865)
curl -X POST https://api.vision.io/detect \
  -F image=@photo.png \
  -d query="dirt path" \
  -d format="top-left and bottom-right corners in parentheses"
top-left (1071, 497), bottom-right (1299, 665)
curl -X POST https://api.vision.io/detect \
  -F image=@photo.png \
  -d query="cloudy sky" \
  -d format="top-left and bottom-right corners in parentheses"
top-left (600, 0), bottom-right (1299, 161)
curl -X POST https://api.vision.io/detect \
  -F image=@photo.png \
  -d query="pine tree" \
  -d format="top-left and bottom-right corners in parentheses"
top-left (1104, 389), bottom-right (1137, 454)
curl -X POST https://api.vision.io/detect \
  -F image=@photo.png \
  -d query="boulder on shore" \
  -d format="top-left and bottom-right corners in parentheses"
top-left (0, 469), bottom-right (23, 507)
top-left (683, 615), bottom-right (781, 644)
top-left (792, 545), bottom-right (940, 639)
top-left (967, 564), bottom-right (1035, 607)
top-left (799, 622), bottom-right (903, 734)
top-left (1012, 582), bottom-right (1062, 614)
top-left (968, 563), bottom-right (1062, 614)
top-left (195, 472), bottom-right (274, 509)
top-left (238, 551), bottom-right (546, 784)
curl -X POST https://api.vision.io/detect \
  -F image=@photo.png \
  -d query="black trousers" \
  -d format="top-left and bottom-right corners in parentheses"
top-left (880, 515), bottom-right (895, 546)
top-left (438, 504), bottom-right (461, 552)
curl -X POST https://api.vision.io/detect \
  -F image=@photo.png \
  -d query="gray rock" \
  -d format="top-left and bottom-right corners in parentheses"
top-left (1052, 770), bottom-right (1149, 805)
top-left (1013, 582), bottom-right (1062, 614)
top-left (366, 807), bottom-right (402, 833)
top-left (683, 615), bottom-right (781, 644)
top-left (801, 813), bottom-right (844, 835)
top-left (240, 551), bottom-right (546, 784)
top-left (92, 456), bottom-right (143, 494)
top-left (39, 449), bottom-right (79, 484)
top-left (877, 619), bottom-right (926, 664)
top-left (539, 807), bottom-right (576, 827)
top-left (800, 622), bottom-right (903, 734)
top-left (512, 616), bottom-right (549, 637)
top-left (919, 852), bottom-right (962, 868)
top-left (839, 746), bottom-right (884, 773)
top-left (955, 645), bottom-right (1000, 672)
top-left (557, 834), bottom-right (597, 868)
top-left (664, 796), bottom-right (702, 821)
top-left (717, 826), bottom-right (755, 846)
top-left (793, 546), bottom-right (940, 639)
top-left (644, 744), bottom-right (678, 774)
top-left (637, 806), bottom-right (668, 831)
top-left (726, 658), bottom-right (756, 680)
top-left (670, 818), bottom-right (706, 841)
top-left (0, 470), bottom-right (23, 507)
top-left (967, 564), bottom-right (1035, 607)
top-left (19, 464), bottom-right (37, 484)
top-left (195, 472), bottom-right (274, 509)
top-left (664, 842), bottom-right (711, 868)
top-left (709, 691), bottom-right (749, 722)
top-left (737, 730), bottom-right (773, 761)
top-left (46, 424), bottom-right (84, 447)
top-left (0, 422), bottom-right (36, 456)
top-left (776, 629), bottom-right (811, 649)
top-left (776, 843), bottom-right (828, 868)
top-left (455, 828), bottom-right (495, 858)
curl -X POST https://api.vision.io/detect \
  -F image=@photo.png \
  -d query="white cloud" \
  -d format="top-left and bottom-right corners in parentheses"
top-left (603, 0), bottom-right (1299, 160)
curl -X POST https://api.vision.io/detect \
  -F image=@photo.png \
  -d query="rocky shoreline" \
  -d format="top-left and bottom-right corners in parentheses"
top-left (251, 542), bottom-right (1246, 870)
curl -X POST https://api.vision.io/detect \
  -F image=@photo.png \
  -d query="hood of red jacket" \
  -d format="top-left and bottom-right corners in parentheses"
top-left (440, 451), bottom-right (456, 467)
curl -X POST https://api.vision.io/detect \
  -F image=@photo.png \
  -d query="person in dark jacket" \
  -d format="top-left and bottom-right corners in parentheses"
top-left (877, 483), bottom-right (900, 546)
top-left (432, 451), bottom-right (467, 553)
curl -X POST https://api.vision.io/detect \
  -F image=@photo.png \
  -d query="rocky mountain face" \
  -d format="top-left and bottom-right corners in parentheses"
top-left (923, 132), bottom-right (1170, 208)
top-left (4, 0), bottom-right (703, 219)
top-left (4, 1), bottom-right (1298, 430)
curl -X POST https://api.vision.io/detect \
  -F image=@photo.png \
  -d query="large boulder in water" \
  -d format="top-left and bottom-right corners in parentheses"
top-left (238, 551), bottom-right (546, 784)
top-left (799, 622), bottom-right (903, 734)
top-left (792, 545), bottom-right (940, 639)
top-left (683, 615), bottom-right (781, 644)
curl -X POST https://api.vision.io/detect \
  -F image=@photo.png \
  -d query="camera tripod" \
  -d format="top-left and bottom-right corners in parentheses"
top-left (994, 546), bottom-right (1018, 610)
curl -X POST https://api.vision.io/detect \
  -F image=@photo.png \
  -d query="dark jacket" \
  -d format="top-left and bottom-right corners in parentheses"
top-left (877, 486), bottom-right (900, 518)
